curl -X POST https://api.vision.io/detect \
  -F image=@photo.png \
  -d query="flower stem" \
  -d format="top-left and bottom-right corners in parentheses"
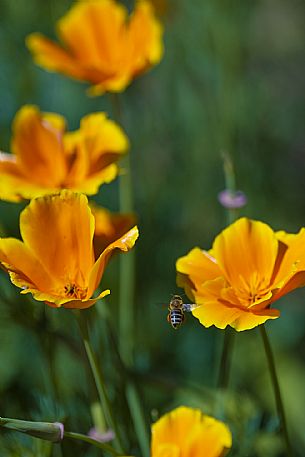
top-left (259, 325), bottom-right (293, 457)
top-left (74, 311), bottom-right (125, 454)
top-left (64, 431), bottom-right (121, 456)
top-left (222, 150), bottom-right (238, 225)
top-left (217, 326), bottom-right (234, 389)
top-left (217, 151), bottom-right (237, 389)
top-left (109, 94), bottom-right (150, 457)
top-left (110, 93), bottom-right (135, 368)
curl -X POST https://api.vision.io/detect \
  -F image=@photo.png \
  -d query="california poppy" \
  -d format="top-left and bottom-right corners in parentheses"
top-left (177, 218), bottom-right (305, 331)
top-left (0, 191), bottom-right (138, 309)
top-left (0, 105), bottom-right (128, 202)
top-left (151, 406), bottom-right (232, 457)
top-left (27, 0), bottom-right (163, 96)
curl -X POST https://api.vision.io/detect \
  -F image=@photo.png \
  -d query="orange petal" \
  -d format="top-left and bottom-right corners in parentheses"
top-left (0, 238), bottom-right (52, 292)
top-left (87, 74), bottom-right (131, 96)
top-left (79, 112), bottom-right (129, 168)
top-left (57, 0), bottom-right (127, 71)
top-left (193, 300), bottom-right (279, 331)
top-left (11, 105), bottom-right (67, 187)
top-left (88, 226), bottom-right (139, 297)
top-left (26, 33), bottom-right (87, 81)
top-left (90, 203), bottom-right (136, 257)
top-left (273, 228), bottom-right (305, 286)
top-left (176, 247), bottom-right (222, 286)
top-left (129, 0), bottom-right (164, 71)
top-left (273, 271), bottom-right (305, 303)
top-left (20, 191), bottom-right (95, 290)
top-left (213, 218), bottom-right (278, 291)
top-left (67, 164), bottom-right (119, 195)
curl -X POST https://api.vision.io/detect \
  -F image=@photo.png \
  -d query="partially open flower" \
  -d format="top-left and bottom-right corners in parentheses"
top-left (27, 0), bottom-right (163, 96)
top-left (91, 202), bottom-right (136, 258)
top-left (0, 105), bottom-right (128, 202)
top-left (151, 406), bottom-right (232, 457)
top-left (0, 191), bottom-right (138, 309)
top-left (177, 217), bottom-right (305, 331)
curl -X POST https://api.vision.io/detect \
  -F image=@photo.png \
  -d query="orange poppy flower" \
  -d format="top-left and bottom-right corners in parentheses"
top-left (0, 105), bottom-right (128, 202)
top-left (151, 406), bottom-right (232, 457)
top-left (90, 202), bottom-right (136, 258)
top-left (177, 217), bottom-right (305, 331)
top-left (26, 0), bottom-right (164, 96)
top-left (0, 191), bottom-right (138, 309)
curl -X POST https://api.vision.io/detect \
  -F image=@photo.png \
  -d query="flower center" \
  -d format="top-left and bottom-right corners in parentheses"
top-left (235, 272), bottom-right (271, 307)
top-left (64, 282), bottom-right (88, 300)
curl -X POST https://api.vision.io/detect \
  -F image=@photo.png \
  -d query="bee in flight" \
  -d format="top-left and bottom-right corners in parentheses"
top-left (167, 294), bottom-right (200, 330)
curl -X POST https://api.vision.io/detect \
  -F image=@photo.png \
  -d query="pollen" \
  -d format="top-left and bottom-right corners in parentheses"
top-left (64, 283), bottom-right (88, 300)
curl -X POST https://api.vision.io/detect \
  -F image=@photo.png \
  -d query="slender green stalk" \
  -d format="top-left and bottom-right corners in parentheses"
top-left (217, 151), bottom-right (236, 389)
top-left (222, 150), bottom-right (238, 225)
top-left (110, 93), bottom-right (135, 367)
top-left (74, 311), bottom-right (125, 454)
top-left (260, 325), bottom-right (293, 457)
top-left (217, 326), bottom-right (234, 389)
top-left (64, 431), bottom-right (121, 456)
top-left (125, 381), bottom-right (150, 457)
top-left (109, 94), bottom-right (150, 457)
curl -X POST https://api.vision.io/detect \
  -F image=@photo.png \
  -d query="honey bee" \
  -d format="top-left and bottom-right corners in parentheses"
top-left (167, 294), bottom-right (200, 330)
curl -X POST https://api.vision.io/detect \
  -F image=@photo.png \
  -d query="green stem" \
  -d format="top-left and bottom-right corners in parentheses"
top-left (217, 327), bottom-right (234, 389)
top-left (217, 152), bottom-right (237, 389)
top-left (222, 150), bottom-right (238, 225)
top-left (64, 431), bottom-right (121, 456)
top-left (260, 325), bottom-right (293, 457)
top-left (109, 94), bottom-right (150, 457)
top-left (74, 311), bottom-right (125, 454)
top-left (110, 93), bottom-right (135, 367)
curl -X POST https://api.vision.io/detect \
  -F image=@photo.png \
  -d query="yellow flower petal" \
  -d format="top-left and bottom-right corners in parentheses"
top-left (11, 105), bottom-right (67, 187)
top-left (27, 0), bottom-right (163, 95)
top-left (20, 191), bottom-right (95, 290)
top-left (213, 218), bottom-right (278, 291)
top-left (68, 164), bottom-right (119, 195)
top-left (26, 33), bottom-right (87, 80)
top-left (151, 406), bottom-right (232, 457)
top-left (88, 226), bottom-right (139, 297)
top-left (79, 112), bottom-right (129, 167)
top-left (176, 247), bottom-right (222, 285)
top-left (129, 0), bottom-right (164, 68)
top-left (0, 238), bottom-right (52, 292)
top-left (90, 203), bottom-right (136, 257)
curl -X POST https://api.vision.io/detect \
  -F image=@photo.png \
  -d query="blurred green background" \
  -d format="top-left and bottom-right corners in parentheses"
top-left (0, 0), bottom-right (305, 455)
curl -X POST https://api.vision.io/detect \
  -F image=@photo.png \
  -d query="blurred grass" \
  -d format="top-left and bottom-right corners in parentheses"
top-left (0, 0), bottom-right (305, 455)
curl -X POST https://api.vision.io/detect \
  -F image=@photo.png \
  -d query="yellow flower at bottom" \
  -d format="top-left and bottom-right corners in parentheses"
top-left (0, 191), bottom-right (138, 309)
top-left (176, 218), bottom-right (305, 331)
top-left (151, 406), bottom-right (232, 457)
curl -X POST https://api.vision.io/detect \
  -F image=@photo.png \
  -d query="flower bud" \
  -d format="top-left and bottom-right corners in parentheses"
top-left (0, 417), bottom-right (64, 443)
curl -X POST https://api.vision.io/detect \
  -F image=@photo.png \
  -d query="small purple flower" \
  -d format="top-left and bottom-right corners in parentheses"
top-left (88, 427), bottom-right (115, 443)
top-left (218, 190), bottom-right (247, 209)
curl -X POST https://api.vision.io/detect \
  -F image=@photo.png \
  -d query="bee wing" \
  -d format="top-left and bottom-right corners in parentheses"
top-left (182, 303), bottom-right (201, 312)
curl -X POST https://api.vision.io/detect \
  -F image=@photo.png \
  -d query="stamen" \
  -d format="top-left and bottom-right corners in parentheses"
top-left (64, 283), bottom-right (87, 300)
